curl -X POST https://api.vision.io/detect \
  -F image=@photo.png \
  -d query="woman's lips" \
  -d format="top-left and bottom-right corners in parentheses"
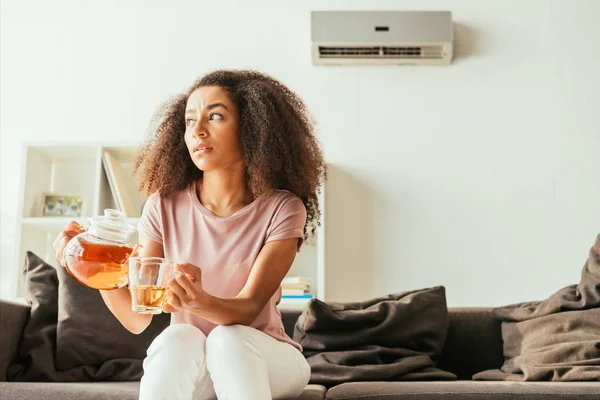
top-left (193, 144), bottom-right (213, 154)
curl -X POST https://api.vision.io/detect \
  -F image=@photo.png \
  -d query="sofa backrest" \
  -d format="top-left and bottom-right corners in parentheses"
top-left (438, 308), bottom-right (504, 379)
top-left (0, 300), bottom-right (30, 381)
top-left (5, 301), bottom-right (505, 381)
top-left (281, 307), bottom-right (504, 380)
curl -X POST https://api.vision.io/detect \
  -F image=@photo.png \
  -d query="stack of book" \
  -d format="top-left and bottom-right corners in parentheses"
top-left (281, 276), bottom-right (313, 299)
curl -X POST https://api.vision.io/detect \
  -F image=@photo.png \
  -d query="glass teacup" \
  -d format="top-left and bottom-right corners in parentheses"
top-left (128, 257), bottom-right (170, 314)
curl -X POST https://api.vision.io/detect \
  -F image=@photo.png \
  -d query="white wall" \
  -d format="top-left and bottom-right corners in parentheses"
top-left (2, 0), bottom-right (599, 306)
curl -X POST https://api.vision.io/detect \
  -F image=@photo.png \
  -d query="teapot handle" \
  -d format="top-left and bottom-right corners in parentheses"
top-left (131, 244), bottom-right (143, 258)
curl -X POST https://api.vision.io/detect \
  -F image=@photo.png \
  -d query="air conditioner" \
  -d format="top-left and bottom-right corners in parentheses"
top-left (311, 11), bottom-right (453, 66)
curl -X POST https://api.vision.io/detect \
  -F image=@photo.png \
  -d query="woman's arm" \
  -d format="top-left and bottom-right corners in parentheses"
top-left (99, 232), bottom-right (165, 334)
top-left (164, 237), bottom-right (298, 326)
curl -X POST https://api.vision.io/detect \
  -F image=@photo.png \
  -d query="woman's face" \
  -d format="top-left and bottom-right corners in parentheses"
top-left (184, 86), bottom-right (243, 172)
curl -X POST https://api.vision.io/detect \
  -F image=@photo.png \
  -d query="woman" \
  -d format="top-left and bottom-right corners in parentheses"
top-left (53, 70), bottom-right (326, 400)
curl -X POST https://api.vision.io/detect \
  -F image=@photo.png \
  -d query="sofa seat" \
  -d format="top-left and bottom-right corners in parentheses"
top-left (0, 381), bottom-right (328, 400)
top-left (326, 381), bottom-right (600, 400)
top-left (0, 382), bottom-right (139, 400)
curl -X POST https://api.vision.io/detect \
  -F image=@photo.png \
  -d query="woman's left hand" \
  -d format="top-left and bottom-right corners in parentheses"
top-left (162, 263), bottom-right (206, 313)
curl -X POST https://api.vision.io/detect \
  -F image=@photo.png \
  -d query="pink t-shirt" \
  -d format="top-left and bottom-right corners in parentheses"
top-left (137, 184), bottom-right (306, 351)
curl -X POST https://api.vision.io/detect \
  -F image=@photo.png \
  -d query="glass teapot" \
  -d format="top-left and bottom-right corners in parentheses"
top-left (64, 209), bottom-right (138, 290)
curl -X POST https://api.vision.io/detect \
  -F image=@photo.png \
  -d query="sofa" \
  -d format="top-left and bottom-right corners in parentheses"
top-left (1, 299), bottom-right (599, 400)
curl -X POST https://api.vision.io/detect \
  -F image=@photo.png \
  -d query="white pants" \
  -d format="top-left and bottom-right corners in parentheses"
top-left (139, 324), bottom-right (311, 400)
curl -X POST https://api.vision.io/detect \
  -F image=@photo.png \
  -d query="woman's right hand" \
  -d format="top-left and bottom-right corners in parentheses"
top-left (52, 221), bottom-right (86, 267)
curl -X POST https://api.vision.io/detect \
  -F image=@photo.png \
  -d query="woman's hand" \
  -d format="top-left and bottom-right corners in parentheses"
top-left (162, 263), bottom-right (207, 313)
top-left (52, 221), bottom-right (86, 267)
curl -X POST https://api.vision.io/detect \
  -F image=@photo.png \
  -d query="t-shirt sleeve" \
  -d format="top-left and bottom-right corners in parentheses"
top-left (265, 197), bottom-right (307, 245)
top-left (137, 192), bottom-right (163, 245)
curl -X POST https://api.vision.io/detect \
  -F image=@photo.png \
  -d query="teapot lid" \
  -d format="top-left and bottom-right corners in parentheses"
top-left (88, 209), bottom-right (136, 242)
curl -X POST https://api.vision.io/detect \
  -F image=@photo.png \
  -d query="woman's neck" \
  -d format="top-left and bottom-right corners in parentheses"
top-left (197, 164), bottom-right (251, 217)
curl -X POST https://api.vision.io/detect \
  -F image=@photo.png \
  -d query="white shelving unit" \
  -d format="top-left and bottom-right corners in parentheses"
top-left (11, 142), bottom-right (326, 308)
top-left (12, 142), bottom-right (143, 298)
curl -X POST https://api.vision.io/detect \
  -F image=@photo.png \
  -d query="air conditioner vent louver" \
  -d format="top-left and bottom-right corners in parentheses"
top-left (383, 46), bottom-right (422, 56)
top-left (318, 46), bottom-right (444, 59)
top-left (319, 47), bottom-right (380, 56)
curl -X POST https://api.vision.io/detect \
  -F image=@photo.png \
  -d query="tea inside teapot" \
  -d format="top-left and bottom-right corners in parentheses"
top-left (64, 209), bottom-right (137, 290)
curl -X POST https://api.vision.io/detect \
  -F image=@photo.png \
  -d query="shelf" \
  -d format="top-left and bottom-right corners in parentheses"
top-left (28, 145), bottom-right (98, 163)
top-left (21, 217), bottom-right (139, 229)
top-left (22, 217), bottom-right (89, 229)
top-left (23, 217), bottom-right (88, 224)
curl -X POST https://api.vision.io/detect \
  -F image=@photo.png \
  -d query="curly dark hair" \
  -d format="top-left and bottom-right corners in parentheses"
top-left (134, 69), bottom-right (326, 241)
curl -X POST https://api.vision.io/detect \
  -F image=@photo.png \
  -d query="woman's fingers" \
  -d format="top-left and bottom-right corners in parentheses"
top-left (160, 266), bottom-right (201, 313)
top-left (54, 233), bottom-right (76, 266)
top-left (65, 220), bottom-right (86, 234)
top-left (161, 297), bottom-right (177, 313)
top-left (52, 232), bottom-right (67, 251)
top-left (53, 223), bottom-right (84, 249)
top-left (167, 279), bottom-right (191, 304)
top-left (174, 271), bottom-right (197, 300)
top-left (52, 221), bottom-right (86, 266)
top-left (175, 263), bottom-right (201, 282)
top-left (165, 290), bottom-right (182, 310)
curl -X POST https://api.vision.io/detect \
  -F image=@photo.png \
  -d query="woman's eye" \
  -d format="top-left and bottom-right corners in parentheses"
top-left (209, 113), bottom-right (223, 121)
top-left (185, 119), bottom-right (195, 127)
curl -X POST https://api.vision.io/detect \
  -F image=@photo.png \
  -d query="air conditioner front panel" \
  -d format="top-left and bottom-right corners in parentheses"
top-left (311, 11), bottom-right (453, 43)
top-left (311, 11), bottom-right (453, 66)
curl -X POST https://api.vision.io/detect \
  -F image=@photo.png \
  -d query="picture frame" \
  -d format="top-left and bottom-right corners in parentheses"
top-left (41, 193), bottom-right (84, 217)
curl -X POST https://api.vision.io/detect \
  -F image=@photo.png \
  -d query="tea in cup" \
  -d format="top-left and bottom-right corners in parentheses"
top-left (128, 257), bottom-right (170, 314)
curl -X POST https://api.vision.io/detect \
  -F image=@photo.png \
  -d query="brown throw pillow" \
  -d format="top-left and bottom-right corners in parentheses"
top-left (294, 286), bottom-right (456, 387)
top-left (7, 251), bottom-right (170, 382)
top-left (474, 234), bottom-right (600, 381)
top-left (7, 251), bottom-right (59, 381)
top-left (55, 260), bottom-right (170, 379)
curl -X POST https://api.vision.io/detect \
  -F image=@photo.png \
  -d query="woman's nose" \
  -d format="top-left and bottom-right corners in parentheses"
top-left (193, 126), bottom-right (208, 138)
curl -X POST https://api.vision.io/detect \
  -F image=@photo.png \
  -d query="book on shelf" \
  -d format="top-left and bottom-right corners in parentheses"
top-left (282, 276), bottom-right (311, 286)
top-left (101, 150), bottom-right (143, 217)
top-left (280, 282), bottom-right (308, 290)
top-left (281, 293), bottom-right (314, 299)
top-left (281, 275), bottom-right (312, 301)
top-left (282, 288), bottom-right (307, 296)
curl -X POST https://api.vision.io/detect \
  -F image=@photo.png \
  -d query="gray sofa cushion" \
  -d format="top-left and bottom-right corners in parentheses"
top-left (298, 384), bottom-right (328, 400)
top-left (0, 381), bottom-right (139, 400)
top-left (325, 381), bottom-right (600, 400)
top-left (0, 382), bottom-right (328, 400)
